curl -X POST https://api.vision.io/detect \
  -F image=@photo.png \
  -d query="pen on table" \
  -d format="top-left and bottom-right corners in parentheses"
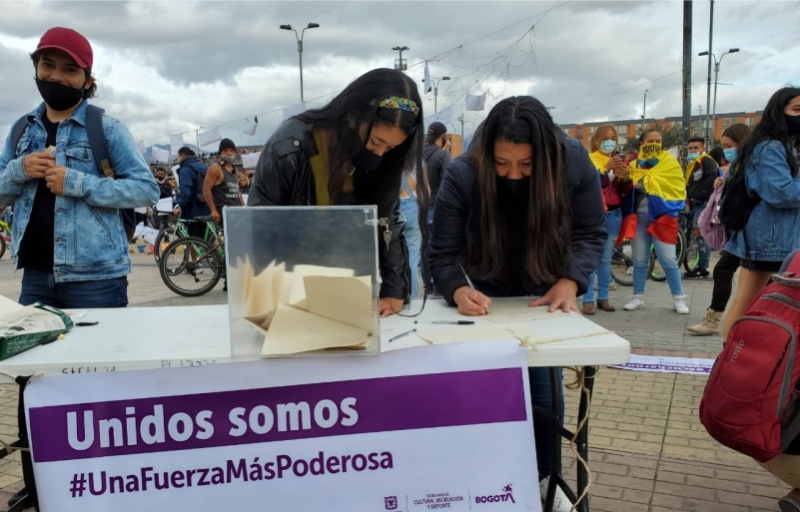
top-left (388, 329), bottom-right (416, 343)
top-left (415, 321), bottom-right (475, 325)
top-left (76, 321), bottom-right (99, 327)
top-left (458, 262), bottom-right (488, 314)
top-left (40, 334), bottom-right (60, 346)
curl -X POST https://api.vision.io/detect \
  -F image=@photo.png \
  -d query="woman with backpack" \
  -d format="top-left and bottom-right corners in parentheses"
top-left (720, 87), bottom-right (800, 339)
top-left (687, 123), bottom-right (752, 335)
top-left (249, 68), bottom-right (428, 317)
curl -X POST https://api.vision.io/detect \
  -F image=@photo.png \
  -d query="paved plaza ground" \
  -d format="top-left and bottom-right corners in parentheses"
top-left (0, 252), bottom-right (791, 511)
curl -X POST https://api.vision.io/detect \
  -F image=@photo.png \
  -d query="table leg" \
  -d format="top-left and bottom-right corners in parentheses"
top-left (575, 366), bottom-right (596, 512)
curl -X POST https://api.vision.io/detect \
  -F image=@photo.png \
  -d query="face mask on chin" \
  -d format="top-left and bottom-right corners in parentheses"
top-left (35, 78), bottom-right (85, 112)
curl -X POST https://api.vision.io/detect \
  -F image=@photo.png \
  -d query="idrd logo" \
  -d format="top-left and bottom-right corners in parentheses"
top-left (475, 484), bottom-right (515, 504)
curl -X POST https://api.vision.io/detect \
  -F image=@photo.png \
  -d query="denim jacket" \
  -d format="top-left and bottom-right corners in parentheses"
top-left (726, 140), bottom-right (800, 261)
top-left (0, 101), bottom-right (159, 282)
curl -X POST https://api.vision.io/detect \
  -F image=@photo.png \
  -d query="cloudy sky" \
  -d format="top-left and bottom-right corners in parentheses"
top-left (0, 0), bottom-right (797, 150)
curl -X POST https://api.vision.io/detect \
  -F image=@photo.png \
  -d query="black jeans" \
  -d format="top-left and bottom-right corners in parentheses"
top-left (710, 251), bottom-right (741, 312)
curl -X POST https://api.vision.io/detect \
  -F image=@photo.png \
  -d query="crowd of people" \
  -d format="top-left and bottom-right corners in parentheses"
top-left (1, 25), bottom-right (800, 512)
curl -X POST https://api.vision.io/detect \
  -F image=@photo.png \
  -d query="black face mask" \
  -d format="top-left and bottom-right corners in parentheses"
top-left (496, 175), bottom-right (530, 199)
top-left (35, 78), bottom-right (85, 111)
top-left (349, 145), bottom-right (383, 172)
top-left (786, 114), bottom-right (800, 137)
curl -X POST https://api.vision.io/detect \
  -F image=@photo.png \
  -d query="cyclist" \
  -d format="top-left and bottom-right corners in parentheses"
top-left (173, 147), bottom-right (210, 240)
top-left (684, 136), bottom-right (719, 278)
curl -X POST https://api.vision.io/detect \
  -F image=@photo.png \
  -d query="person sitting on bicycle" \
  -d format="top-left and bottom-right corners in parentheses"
top-left (684, 136), bottom-right (719, 279)
top-left (621, 128), bottom-right (689, 314)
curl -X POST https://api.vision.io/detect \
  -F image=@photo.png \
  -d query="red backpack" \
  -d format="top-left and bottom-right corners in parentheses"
top-left (700, 252), bottom-right (800, 462)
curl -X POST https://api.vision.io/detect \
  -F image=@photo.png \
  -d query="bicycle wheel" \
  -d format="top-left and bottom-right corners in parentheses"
top-left (0, 233), bottom-right (6, 260)
top-left (675, 230), bottom-right (688, 268)
top-left (683, 236), bottom-right (701, 272)
top-left (611, 241), bottom-right (634, 286)
top-left (159, 237), bottom-right (222, 297)
top-left (650, 247), bottom-right (666, 282)
top-left (153, 225), bottom-right (179, 265)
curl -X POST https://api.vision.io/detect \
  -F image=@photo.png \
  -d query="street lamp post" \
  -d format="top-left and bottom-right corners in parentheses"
top-left (699, 48), bottom-right (740, 137)
top-left (421, 76), bottom-right (450, 113)
top-left (280, 23), bottom-right (320, 103)
top-left (642, 89), bottom-right (648, 131)
top-left (392, 46), bottom-right (409, 71)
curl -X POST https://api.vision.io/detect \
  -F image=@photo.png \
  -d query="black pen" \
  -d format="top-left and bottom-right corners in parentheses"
top-left (388, 329), bottom-right (416, 343)
top-left (415, 320), bottom-right (475, 325)
top-left (40, 334), bottom-right (60, 345)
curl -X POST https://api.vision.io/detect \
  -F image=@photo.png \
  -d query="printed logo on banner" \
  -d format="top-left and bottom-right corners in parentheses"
top-left (411, 491), bottom-right (466, 509)
top-left (474, 484), bottom-right (515, 505)
top-left (385, 496), bottom-right (399, 510)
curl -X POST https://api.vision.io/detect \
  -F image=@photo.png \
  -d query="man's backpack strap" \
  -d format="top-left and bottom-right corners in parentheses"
top-left (85, 105), bottom-right (137, 240)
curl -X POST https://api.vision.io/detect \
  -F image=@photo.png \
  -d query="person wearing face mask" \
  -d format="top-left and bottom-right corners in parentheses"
top-left (582, 125), bottom-right (633, 314)
top-left (203, 138), bottom-right (245, 225)
top-left (720, 87), bottom-right (800, 341)
top-left (0, 26), bottom-right (159, 511)
top-left (429, 97), bottom-right (605, 512)
top-left (683, 137), bottom-right (719, 279)
top-left (249, 68), bottom-right (428, 317)
top-left (173, 147), bottom-right (210, 239)
top-left (688, 123), bottom-right (752, 336)
top-left (620, 128), bottom-right (689, 314)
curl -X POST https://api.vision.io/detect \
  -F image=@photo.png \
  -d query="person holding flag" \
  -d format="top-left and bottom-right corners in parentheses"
top-left (621, 128), bottom-right (689, 314)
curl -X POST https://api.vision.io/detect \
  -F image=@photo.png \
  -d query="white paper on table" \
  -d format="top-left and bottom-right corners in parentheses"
top-left (482, 302), bottom-right (570, 325)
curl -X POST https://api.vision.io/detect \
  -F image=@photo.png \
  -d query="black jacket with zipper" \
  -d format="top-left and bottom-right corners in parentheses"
top-left (248, 118), bottom-right (410, 299)
top-left (429, 129), bottom-right (607, 306)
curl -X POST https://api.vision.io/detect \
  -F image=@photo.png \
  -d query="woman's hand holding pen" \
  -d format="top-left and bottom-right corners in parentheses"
top-left (454, 286), bottom-right (492, 316)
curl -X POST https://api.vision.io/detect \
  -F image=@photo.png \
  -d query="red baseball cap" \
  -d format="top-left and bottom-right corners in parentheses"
top-left (36, 27), bottom-right (93, 70)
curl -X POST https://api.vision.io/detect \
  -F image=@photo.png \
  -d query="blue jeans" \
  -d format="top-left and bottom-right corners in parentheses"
top-left (530, 367), bottom-right (564, 479)
top-left (584, 208), bottom-right (623, 303)
top-left (19, 270), bottom-right (128, 309)
top-left (400, 197), bottom-right (421, 297)
top-left (691, 204), bottom-right (711, 272)
top-left (632, 213), bottom-right (683, 296)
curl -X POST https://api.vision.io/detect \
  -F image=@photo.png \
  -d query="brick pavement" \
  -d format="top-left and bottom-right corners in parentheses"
top-left (0, 252), bottom-right (792, 511)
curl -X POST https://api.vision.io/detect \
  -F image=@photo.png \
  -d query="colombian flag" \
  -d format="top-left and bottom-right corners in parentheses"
top-left (617, 146), bottom-right (686, 245)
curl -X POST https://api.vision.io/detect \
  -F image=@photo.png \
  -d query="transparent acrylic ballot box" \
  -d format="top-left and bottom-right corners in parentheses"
top-left (224, 206), bottom-right (381, 358)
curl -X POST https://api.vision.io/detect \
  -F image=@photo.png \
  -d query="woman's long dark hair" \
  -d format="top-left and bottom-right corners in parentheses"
top-left (466, 96), bottom-right (569, 286)
top-left (734, 87), bottom-right (800, 177)
top-left (297, 68), bottom-right (430, 295)
top-left (297, 68), bottom-right (427, 218)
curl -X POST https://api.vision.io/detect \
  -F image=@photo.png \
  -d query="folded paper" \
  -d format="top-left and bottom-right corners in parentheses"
top-left (261, 304), bottom-right (370, 356)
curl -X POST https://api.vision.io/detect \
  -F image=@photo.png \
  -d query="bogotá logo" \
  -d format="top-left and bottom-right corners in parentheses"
top-left (475, 484), bottom-right (515, 504)
top-left (385, 496), bottom-right (399, 510)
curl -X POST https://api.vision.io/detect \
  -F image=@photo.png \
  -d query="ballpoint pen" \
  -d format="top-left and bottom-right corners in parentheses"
top-left (459, 263), bottom-right (488, 314)
top-left (415, 321), bottom-right (475, 325)
top-left (388, 329), bottom-right (416, 343)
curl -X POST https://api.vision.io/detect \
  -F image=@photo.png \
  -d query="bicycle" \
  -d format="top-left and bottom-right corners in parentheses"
top-left (679, 206), bottom-right (701, 273)
top-left (0, 218), bottom-right (10, 260)
top-left (153, 215), bottom-right (220, 265)
top-left (158, 217), bottom-right (226, 297)
top-left (610, 240), bottom-right (656, 286)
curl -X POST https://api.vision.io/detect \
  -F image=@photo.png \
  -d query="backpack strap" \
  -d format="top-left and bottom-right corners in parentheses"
top-left (84, 105), bottom-right (114, 178)
top-left (9, 116), bottom-right (30, 157)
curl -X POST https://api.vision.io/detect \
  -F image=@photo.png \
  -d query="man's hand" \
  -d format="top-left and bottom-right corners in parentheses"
top-left (211, 210), bottom-right (221, 223)
top-left (379, 297), bottom-right (404, 318)
top-left (173, 206), bottom-right (181, 216)
top-left (453, 286), bottom-right (492, 316)
top-left (23, 152), bottom-right (55, 179)
top-left (44, 166), bottom-right (67, 195)
top-left (528, 278), bottom-right (579, 313)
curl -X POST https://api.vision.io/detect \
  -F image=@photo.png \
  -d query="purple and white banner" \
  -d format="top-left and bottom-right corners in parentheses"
top-left (25, 342), bottom-right (540, 512)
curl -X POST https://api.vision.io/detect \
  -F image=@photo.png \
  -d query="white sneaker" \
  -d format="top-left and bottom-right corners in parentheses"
top-left (623, 295), bottom-right (645, 311)
top-left (539, 477), bottom-right (574, 512)
top-left (673, 295), bottom-right (690, 314)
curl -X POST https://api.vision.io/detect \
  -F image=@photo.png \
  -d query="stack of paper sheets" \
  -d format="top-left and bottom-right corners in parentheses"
top-left (236, 257), bottom-right (376, 356)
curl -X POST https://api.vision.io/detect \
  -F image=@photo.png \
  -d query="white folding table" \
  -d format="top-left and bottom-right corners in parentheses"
top-left (0, 299), bottom-right (630, 512)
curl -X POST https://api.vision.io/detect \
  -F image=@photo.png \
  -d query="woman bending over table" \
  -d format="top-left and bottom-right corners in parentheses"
top-left (428, 96), bottom-right (606, 511)
top-left (249, 68), bottom-right (428, 317)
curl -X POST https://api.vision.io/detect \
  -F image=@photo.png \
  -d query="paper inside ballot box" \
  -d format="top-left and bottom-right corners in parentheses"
top-left (261, 304), bottom-right (370, 356)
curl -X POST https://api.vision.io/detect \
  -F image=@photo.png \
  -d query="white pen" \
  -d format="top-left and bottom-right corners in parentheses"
top-left (459, 263), bottom-right (488, 314)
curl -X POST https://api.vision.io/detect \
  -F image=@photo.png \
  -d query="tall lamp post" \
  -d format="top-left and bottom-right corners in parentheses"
top-left (642, 89), bottom-right (648, 132)
top-left (392, 46), bottom-right (409, 71)
top-left (699, 48), bottom-right (739, 139)
top-left (421, 76), bottom-right (450, 113)
top-left (280, 23), bottom-right (320, 103)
